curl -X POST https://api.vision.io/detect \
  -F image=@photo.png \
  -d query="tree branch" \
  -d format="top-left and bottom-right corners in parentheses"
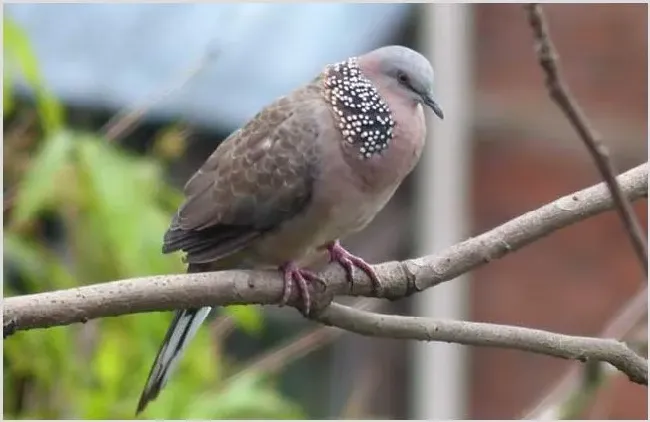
top-left (523, 285), bottom-right (648, 418)
top-left (524, 3), bottom-right (648, 273)
top-left (312, 303), bottom-right (648, 385)
top-left (101, 44), bottom-right (219, 142)
top-left (225, 300), bottom-right (377, 385)
top-left (4, 163), bottom-right (647, 334)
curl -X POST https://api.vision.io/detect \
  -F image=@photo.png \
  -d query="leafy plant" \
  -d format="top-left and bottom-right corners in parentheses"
top-left (3, 16), bottom-right (303, 420)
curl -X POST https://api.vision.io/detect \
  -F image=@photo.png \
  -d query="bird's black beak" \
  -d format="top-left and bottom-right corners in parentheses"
top-left (423, 95), bottom-right (444, 120)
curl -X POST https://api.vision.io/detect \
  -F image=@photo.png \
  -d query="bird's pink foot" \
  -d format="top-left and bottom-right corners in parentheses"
top-left (327, 240), bottom-right (381, 294)
top-left (279, 262), bottom-right (324, 315)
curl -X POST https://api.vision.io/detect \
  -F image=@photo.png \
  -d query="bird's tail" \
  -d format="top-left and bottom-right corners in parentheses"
top-left (137, 260), bottom-right (217, 414)
top-left (136, 306), bottom-right (211, 414)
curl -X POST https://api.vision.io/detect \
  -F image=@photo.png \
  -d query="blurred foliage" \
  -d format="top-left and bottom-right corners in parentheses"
top-left (3, 16), bottom-right (304, 419)
top-left (558, 361), bottom-right (607, 419)
top-left (3, 16), bottom-right (64, 136)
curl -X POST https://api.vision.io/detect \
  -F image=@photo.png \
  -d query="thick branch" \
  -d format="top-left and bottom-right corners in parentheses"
top-left (4, 163), bottom-right (647, 334)
top-left (525, 3), bottom-right (648, 273)
top-left (313, 303), bottom-right (648, 385)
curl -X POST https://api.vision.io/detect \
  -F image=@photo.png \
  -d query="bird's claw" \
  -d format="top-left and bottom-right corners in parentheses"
top-left (327, 240), bottom-right (381, 294)
top-left (279, 262), bottom-right (324, 315)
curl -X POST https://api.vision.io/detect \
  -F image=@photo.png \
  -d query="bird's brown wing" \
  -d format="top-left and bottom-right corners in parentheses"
top-left (163, 92), bottom-right (325, 263)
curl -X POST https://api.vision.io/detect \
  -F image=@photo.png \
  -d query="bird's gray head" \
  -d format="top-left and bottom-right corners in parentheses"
top-left (361, 45), bottom-right (444, 120)
top-left (322, 46), bottom-right (442, 160)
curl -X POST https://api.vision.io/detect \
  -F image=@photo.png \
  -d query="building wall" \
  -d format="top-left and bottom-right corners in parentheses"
top-left (470, 3), bottom-right (647, 419)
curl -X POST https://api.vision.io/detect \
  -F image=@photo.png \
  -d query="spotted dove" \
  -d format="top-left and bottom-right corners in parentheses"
top-left (136, 45), bottom-right (443, 414)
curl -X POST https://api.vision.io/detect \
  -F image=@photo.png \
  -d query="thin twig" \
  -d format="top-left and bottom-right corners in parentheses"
top-left (313, 303), bottom-right (648, 385)
top-left (5, 47), bottom-right (217, 214)
top-left (210, 315), bottom-right (236, 340)
top-left (101, 45), bottom-right (219, 143)
top-left (227, 299), bottom-right (378, 383)
top-left (238, 325), bottom-right (339, 376)
top-left (340, 355), bottom-right (381, 419)
top-left (522, 5), bottom-right (648, 416)
top-left (556, 360), bottom-right (607, 420)
top-left (4, 189), bottom-right (17, 212)
top-left (523, 285), bottom-right (648, 419)
top-left (524, 3), bottom-right (648, 273)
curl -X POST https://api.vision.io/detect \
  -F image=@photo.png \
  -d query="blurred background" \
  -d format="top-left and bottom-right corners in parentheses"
top-left (3, 3), bottom-right (647, 420)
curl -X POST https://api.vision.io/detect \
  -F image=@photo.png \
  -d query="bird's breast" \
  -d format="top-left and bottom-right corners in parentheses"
top-left (342, 102), bottom-right (426, 195)
top-left (238, 102), bottom-right (427, 270)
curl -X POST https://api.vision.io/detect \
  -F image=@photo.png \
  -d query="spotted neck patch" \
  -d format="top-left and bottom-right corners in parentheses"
top-left (324, 57), bottom-right (395, 159)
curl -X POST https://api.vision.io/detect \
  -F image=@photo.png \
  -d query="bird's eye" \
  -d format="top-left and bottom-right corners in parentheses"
top-left (397, 71), bottom-right (409, 84)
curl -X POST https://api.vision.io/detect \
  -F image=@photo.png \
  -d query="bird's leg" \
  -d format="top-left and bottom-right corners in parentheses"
top-left (326, 240), bottom-right (381, 294)
top-left (279, 261), bottom-right (324, 315)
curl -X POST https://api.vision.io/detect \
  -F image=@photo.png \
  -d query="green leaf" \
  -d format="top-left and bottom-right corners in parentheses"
top-left (4, 327), bottom-right (74, 395)
top-left (3, 16), bottom-right (64, 135)
top-left (4, 230), bottom-right (77, 293)
top-left (3, 232), bottom-right (49, 291)
top-left (222, 305), bottom-right (265, 335)
top-left (10, 130), bottom-right (74, 227)
top-left (4, 68), bottom-right (14, 116)
top-left (94, 330), bottom-right (125, 392)
top-left (183, 372), bottom-right (305, 419)
top-left (73, 135), bottom-right (184, 280)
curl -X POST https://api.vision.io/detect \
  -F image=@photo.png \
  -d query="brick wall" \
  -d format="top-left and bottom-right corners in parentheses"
top-left (470, 4), bottom-right (647, 419)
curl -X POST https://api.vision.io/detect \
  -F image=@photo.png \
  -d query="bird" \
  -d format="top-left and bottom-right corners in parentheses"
top-left (136, 45), bottom-right (444, 414)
